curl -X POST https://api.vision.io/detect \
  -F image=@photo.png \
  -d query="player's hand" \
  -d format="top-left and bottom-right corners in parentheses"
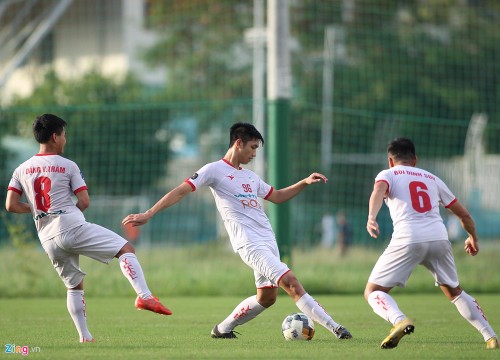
top-left (464, 236), bottom-right (479, 256)
top-left (305, 172), bottom-right (328, 185)
top-left (122, 213), bottom-right (151, 227)
top-left (366, 215), bottom-right (379, 238)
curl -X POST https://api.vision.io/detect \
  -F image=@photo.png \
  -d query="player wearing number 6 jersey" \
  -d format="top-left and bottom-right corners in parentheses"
top-left (6, 114), bottom-right (172, 343)
top-left (122, 123), bottom-right (352, 340)
top-left (365, 137), bottom-right (498, 350)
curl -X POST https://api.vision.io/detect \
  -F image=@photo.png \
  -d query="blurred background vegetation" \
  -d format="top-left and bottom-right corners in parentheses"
top-left (1, 1), bottom-right (499, 295)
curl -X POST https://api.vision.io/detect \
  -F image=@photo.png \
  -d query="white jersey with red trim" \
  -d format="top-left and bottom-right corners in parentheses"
top-left (375, 165), bottom-right (456, 245)
top-left (186, 159), bottom-right (274, 251)
top-left (8, 154), bottom-right (88, 243)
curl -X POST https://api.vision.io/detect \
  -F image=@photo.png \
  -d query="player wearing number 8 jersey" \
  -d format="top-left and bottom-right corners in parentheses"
top-left (6, 114), bottom-right (172, 343)
top-left (10, 155), bottom-right (87, 242)
top-left (122, 122), bottom-right (352, 340)
top-left (365, 137), bottom-right (498, 350)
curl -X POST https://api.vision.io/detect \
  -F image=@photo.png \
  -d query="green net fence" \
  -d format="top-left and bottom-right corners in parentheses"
top-left (1, 1), bottom-right (499, 250)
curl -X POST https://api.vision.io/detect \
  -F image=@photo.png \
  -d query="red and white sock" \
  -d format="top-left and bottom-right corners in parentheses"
top-left (452, 291), bottom-right (497, 341)
top-left (218, 295), bottom-right (266, 333)
top-left (67, 290), bottom-right (93, 342)
top-left (118, 253), bottom-right (153, 299)
top-left (367, 291), bottom-right (406, 325)
top-left (296, 293), bottom-right (340, 332)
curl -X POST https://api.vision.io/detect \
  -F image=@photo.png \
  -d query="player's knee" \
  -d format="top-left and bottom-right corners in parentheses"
top-left (364, 283), bottom-right (389, 301)
top-left (116, 242), bottom-right (135, 257)
top-left (363, 288), bottom-right (372, 301)
top-left (441, 284), bottom-right (462, 300)
top-left (290, 283), bottom-right (305, 298)
top-left (260, 297), bottom-right (277, 308)
top-left (257, 294), bottom-right (277, 308)
top-left (281, 278), bottom-right (305, 299)
top-left (68, 281), bottom-right (84, 291)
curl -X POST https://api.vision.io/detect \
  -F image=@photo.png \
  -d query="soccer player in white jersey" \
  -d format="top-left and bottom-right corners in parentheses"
top-left (5, 114), bottom-right (172, 343)
top-left (122, 122), bottom-right (352, 340)
top-left (365, 137), bottom-right (498, 350)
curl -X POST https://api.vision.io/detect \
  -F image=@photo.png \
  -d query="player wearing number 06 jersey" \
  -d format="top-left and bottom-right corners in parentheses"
top-left (5, 114), bottom-right (172, 344)
top-left (364, 137), bottom-right (498, 350)
top-left (122, 123), bottom-right (352, 340)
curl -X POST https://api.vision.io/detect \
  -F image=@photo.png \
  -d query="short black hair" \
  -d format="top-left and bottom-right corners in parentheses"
top-left (387, 137), bottom-right (416, 162)
top-left (229, 123), bottom-right (264, 148)
top-left (33, 114), bottom-right (67, 144)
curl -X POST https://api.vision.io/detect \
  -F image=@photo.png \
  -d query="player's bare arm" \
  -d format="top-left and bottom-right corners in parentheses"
top-left (366, 181), bottom-right (388, 238)
top-left (447, 201), bottom-right (479, 256)
top-left (75, 190), bottom-right (90, 212)
top-left (266, 173), bottom-right (328, 204)
top-left (122, 182), bottom-right (192, 227)
top-left (5, 190), bottom-right (31, 214)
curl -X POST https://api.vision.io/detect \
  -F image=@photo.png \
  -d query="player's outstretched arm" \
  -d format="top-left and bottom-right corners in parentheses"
top-left (366, 181), bottom-right (387, 238)
top-left (5, 190), bottom-right (31, 214)
top-left (447, 201), bottom-right (479, 256)
top-left (122, 182), bottom-right (192, 227)
top-left (75, 190), bottom-right (90, 212)
top-left (266, 172), bottom-right (328, 204)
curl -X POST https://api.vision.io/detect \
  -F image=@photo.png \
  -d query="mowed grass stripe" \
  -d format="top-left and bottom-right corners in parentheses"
top-left (1, 294), bottom-right (498, 359)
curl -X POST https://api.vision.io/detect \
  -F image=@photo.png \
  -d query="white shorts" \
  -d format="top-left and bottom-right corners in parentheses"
top-left (237, 241), bottom-right (290, 289)
top-left (41, 223), bottom-right (127, 288)
top-left (368, 240), bottom-right (459, 288)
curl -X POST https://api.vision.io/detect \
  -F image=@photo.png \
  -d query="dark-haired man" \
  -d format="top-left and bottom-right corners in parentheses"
top-left (365, 137), bottom-right (498, 350)
top-left (6, 114), bottom-right (172, 343)
top-left (123, 122), bottom-right (352, 340)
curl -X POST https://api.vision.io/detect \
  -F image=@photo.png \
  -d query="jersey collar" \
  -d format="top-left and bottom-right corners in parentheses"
top-left (222, 158), bottom-right (242, 170)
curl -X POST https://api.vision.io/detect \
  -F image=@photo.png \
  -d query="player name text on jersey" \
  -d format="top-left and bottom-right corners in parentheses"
top-left (26, 166), bottom-right (66, 175)
top-left (393, 169), bottom-right (435, 180)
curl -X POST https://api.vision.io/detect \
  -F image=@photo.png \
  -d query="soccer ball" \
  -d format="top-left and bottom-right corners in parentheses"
top-left (281, 312), bottom-right (315, 341)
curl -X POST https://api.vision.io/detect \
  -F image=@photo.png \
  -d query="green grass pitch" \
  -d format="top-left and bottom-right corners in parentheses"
top-left (1, 294), bottom-right (498, 359)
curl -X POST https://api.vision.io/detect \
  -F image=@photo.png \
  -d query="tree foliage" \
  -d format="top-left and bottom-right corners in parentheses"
top-left (143, 0), bottom-right (254, 103)
top-left (141, 0), bottom-right (499, 154)
top-left (291, 0), bottom-right (499, 155)
top-left (2, 0), bottom-right (499, 195)
top-left (3, 70), bottom-right (171, 195)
